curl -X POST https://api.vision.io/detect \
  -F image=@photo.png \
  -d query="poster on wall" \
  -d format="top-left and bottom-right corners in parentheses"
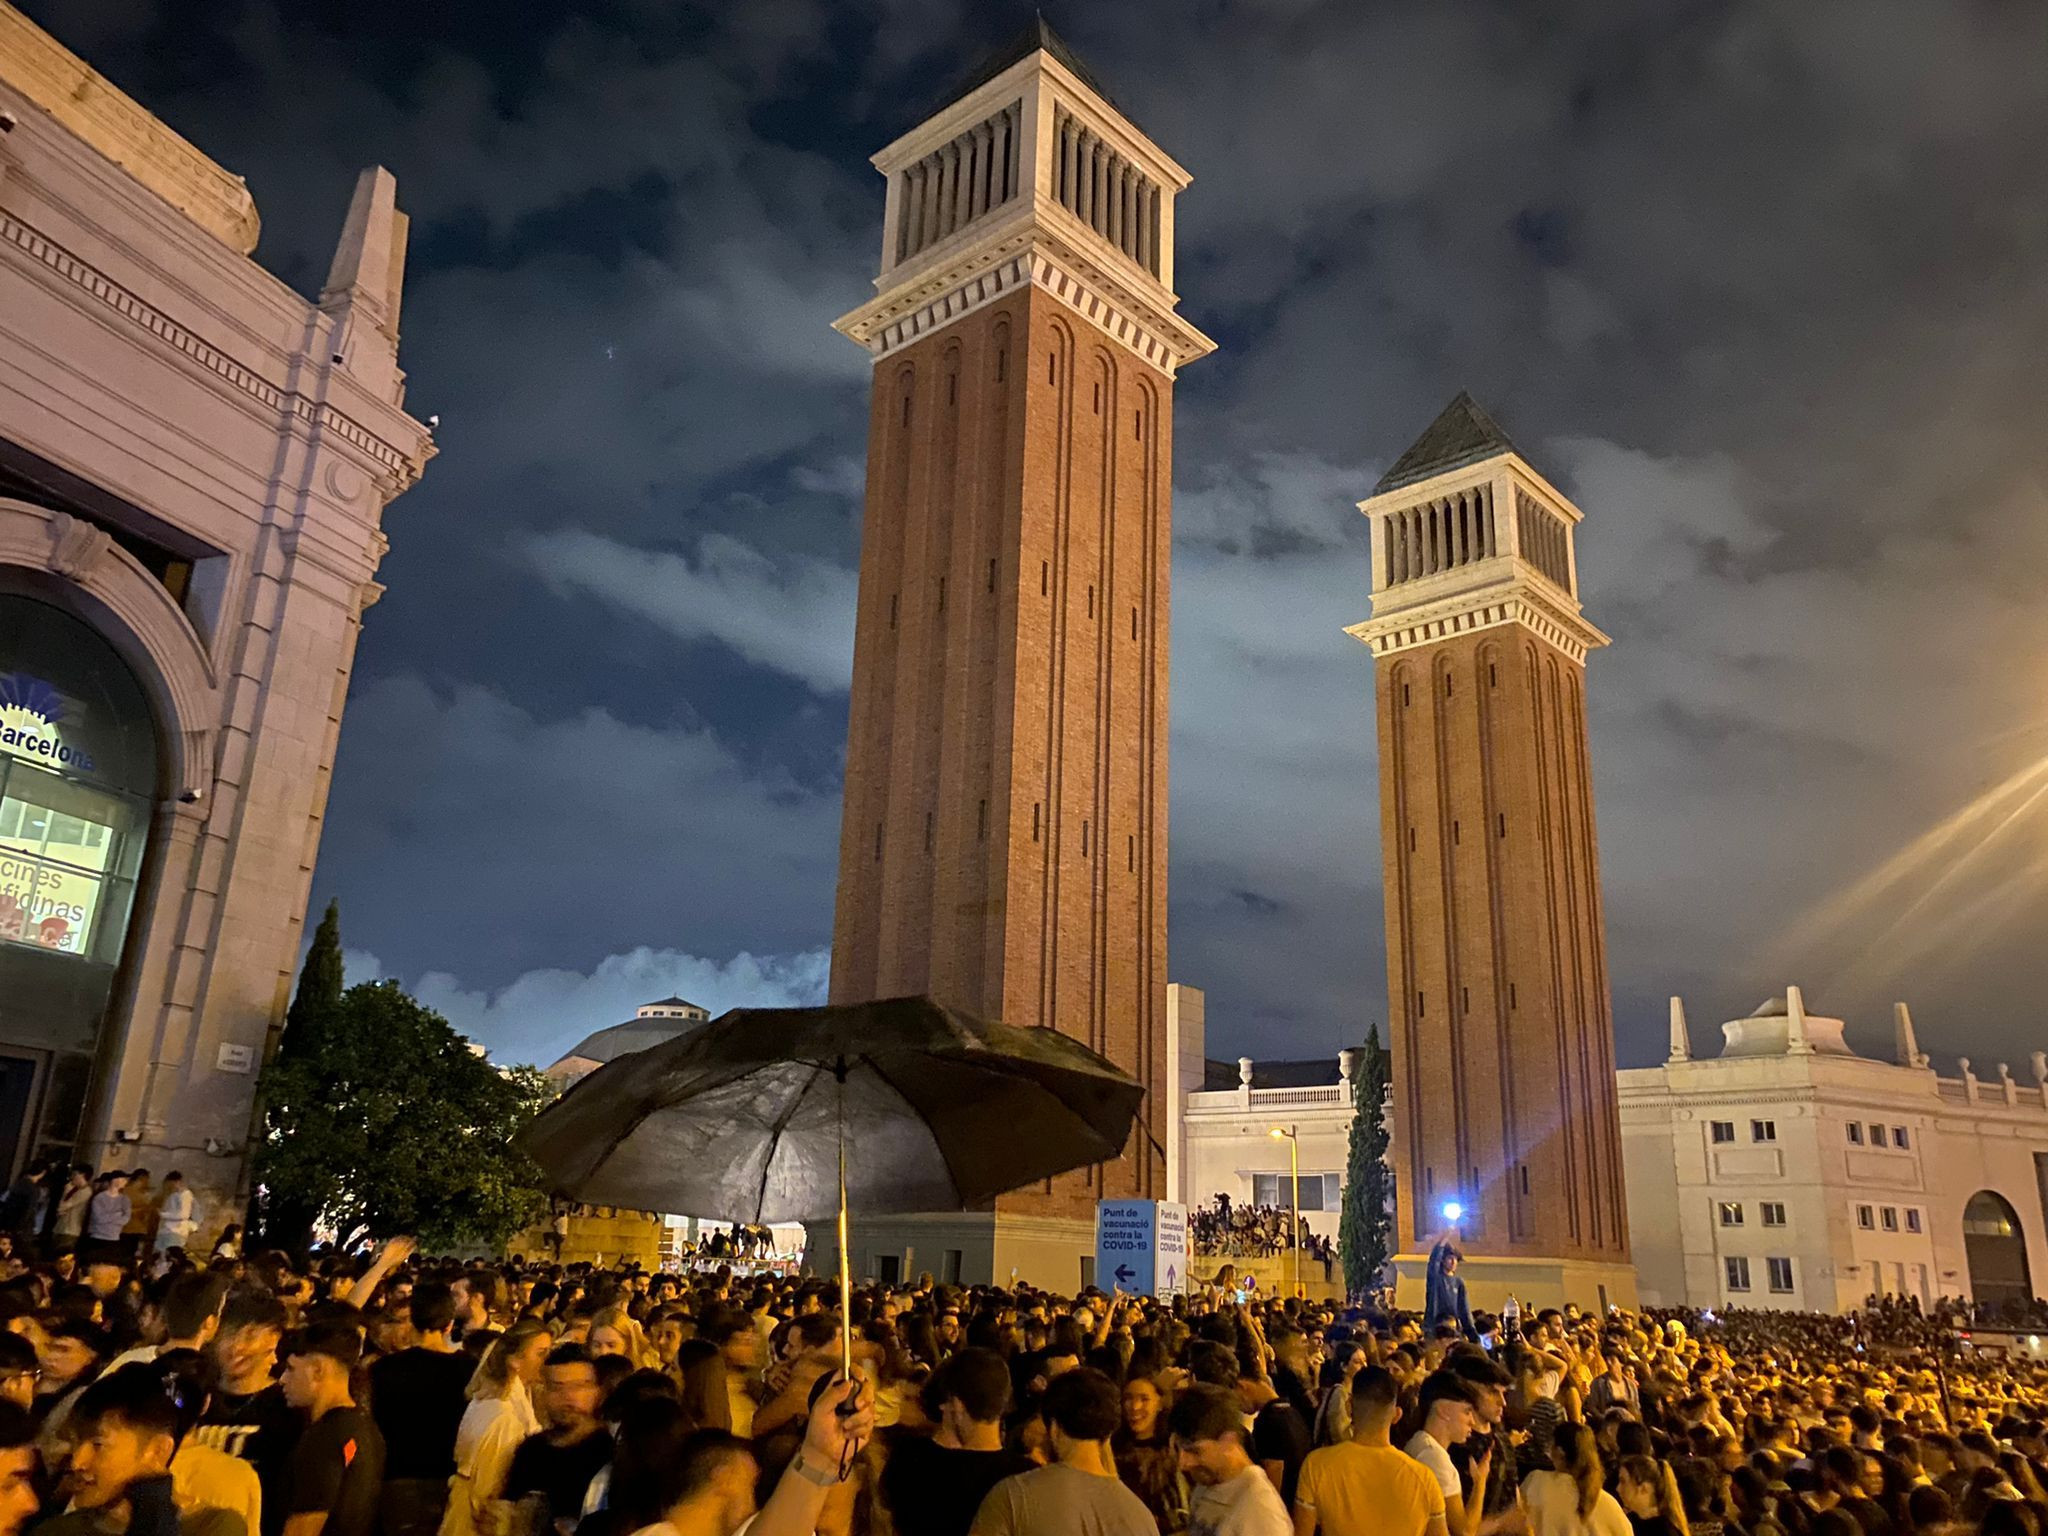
top-left (0, 852), bottom-right (102, 955)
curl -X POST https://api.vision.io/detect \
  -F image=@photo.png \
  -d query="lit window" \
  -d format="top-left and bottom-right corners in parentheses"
top-left (1761, 1203), bottom-right (1786, 1227)
top-left (1881, 1207), bottom-right (1898, 1232)
top-left (1725, 1256), bottom-right (1751, 1292)
top-left (1710, 1121), bottom-right (1735, 1144)
top-left (1767, 1257), bottom-right (1794, 1293)
top-left (1752, 1120), bottom-right (1777, 1142)
top-left (1906, 1209), bottom-right (1922, 1234)
top-left (1252, 1173), bottom-right (1341, 1212)
top-left (1847, 1123), bottom-right (1864, 1145)
top-left (1857, 1206), bottom-right (1874, 1229)
top-left (1718, 1202), bottom-right (1744, 1227)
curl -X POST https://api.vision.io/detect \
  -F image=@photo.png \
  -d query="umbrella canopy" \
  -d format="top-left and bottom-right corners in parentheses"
top-left (515, 995), bottom-right (1145, 1224)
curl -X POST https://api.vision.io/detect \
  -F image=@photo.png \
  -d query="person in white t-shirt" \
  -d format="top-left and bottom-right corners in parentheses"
top-left (1169, 1385), bottom-right (1291, 1536)
top-left (154, 1172), bottom-right (199, 1254)
top-left (1519, 1423), bottom-right (1631, 1536)
top-left (1404, 1371), bottom-right (1490, 1536)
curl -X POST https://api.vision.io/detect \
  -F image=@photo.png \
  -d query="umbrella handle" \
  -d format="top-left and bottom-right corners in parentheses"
top-left (838, 1068), bottom-right (852, 1381)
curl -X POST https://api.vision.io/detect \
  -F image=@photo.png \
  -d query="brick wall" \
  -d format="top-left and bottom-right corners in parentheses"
top-left (831, 285), bottom-right (1171, 1217)
top-left (1378, 627), bottom-right (1629, 1262)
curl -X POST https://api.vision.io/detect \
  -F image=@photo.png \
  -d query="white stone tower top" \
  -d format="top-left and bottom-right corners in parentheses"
top-left (834, 18), bottom-right (1213, 377)
top-left (1348, 392), bottom-right (1609, 665)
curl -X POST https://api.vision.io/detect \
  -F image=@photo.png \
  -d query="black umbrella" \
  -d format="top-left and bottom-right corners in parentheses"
top-left (516, 995), bottom-right (1145, 1366)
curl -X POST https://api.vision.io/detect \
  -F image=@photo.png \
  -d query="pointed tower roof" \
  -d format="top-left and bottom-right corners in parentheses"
top-left (932, 14), bottom-right (1130, 123)
top-left (1373, 391), bottom-right (1520, 495)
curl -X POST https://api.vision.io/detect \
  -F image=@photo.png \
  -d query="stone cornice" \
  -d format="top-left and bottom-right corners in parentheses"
top-left (0, 5), bottom-right (259, 255)
top-left (1346, 574), bottom-right (1609, 664)
top-left (835, 217), bottom-right (1215, 376)
top-left (1, 208), bottom-right (434, 491)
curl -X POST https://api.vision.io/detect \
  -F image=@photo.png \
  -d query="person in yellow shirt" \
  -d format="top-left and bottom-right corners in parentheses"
top-left (1293, 1366), bottom-right (1446, 1536)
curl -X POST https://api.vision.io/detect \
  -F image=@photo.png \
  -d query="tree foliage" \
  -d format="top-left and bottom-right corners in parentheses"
top-left (256, 912), bottom-right (550, 1251)
top-left (288, 900), bottom-right (345, 1042)
top-left (1339, 1027), bottom-right (1394, 1298)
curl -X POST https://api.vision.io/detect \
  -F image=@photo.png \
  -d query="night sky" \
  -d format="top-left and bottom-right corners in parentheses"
top-left (23, 0), bottom-right (2048, 1072)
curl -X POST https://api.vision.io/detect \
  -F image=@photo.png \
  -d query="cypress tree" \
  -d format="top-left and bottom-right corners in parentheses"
top-left (283, 899), bottom-right (345, 1053)
top-left (1339, 1026), bottom-right (1394, 1299)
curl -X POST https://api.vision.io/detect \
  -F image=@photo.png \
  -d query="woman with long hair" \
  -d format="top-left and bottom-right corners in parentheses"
top-left (1515, 1352), bottom-right (1570, 1479)
top-left (1112, 1374), bottom-right (1185, 1534)
top-left (581, 1395), bottom-right (698, 1536)
top-left (898, 1310), bottom-right (944, 1375)
top-left (673, 1337), bottom-right (733, 1433)
top-left (586, 1307), bottom-right (656, 1370)
top-left (1521, 1421), bottom-right (1632, 1536)
top-left (440, 1318), bottom-right (551, 1536)
top-left (1618, 1455), bottom-right (1691, 1536)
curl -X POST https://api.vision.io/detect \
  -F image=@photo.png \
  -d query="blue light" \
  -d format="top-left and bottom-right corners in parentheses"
top-left (1442, 1201), bottom-right (1464, 1222)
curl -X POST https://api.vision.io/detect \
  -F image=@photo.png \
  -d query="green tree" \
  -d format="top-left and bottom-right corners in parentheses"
top-left (1339, 1026), bottom-right (1394, 1299)
top-left (256, 900), bottom-right (347, 1249)
top-left (255, 971), bottom-right (551, 1252)
top-left (288, 900), bottom-right (346, 1041)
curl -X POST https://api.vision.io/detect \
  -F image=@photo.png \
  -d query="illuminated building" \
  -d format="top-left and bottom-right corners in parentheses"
top-left (0, 6), bottom-right (431, 1218)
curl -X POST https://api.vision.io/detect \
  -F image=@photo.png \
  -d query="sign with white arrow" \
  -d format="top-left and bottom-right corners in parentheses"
top-left (1095, 1199), bottom-right (1189, 1299)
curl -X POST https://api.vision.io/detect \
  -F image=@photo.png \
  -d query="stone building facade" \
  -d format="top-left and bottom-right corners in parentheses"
top-left (1622, 990), bottom-right (2048, 1313)
top-left (828, 22), bottom-right (1212, 1287)
top-left (0, 5), bottom-right (431, 1227)
top-left (1350, 394), bottom-right (1635, 1311)
top-left (1183, 1052), bottom-right (1358, 1243)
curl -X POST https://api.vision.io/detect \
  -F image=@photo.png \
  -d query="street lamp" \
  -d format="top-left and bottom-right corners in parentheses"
top-left (1269, 1124), bottom-right (1300, 1298)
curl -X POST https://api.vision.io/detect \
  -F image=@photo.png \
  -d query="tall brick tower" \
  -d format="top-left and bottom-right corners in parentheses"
top-left (829, 23), bottom-right (1214, 1286)
top-left (1349, 394), bottom-right (1637, 1310)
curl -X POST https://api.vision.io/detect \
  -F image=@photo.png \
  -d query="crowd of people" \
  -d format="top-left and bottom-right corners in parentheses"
top-left (0, 1207), bottom-right (2044, 1536)
top-left (1188, 1201), bottom-right (1335, 1266)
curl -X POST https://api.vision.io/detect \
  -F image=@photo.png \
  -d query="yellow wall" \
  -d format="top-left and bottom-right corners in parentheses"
top-left (509, 1206), bottom-right (664, 1269)
top-left (1190, 1252), bottom-right (1344, 1302)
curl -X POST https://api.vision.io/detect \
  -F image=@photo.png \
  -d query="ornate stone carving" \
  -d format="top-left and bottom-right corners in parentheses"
top-left (47, 512), bottom-right (114, 584)
top-left (324, 459), bottom-right (366, 506)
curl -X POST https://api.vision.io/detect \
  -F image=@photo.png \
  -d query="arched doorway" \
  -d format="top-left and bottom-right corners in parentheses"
top-left (0, 592), bottom-right (161, 1176)
top-left (1962, 1191), bottom-right (2034, 1310)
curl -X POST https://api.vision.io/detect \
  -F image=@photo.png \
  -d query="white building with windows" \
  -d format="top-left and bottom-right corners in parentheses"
top-left (1619, 988), bottom-right (2048, 1313)
top-left (1181, 1046), bottom-right (1361, 1239)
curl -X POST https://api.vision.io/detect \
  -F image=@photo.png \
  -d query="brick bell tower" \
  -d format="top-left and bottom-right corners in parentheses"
top-left (1349, 394), bottom-right (1637, 1311)
top-left (829, 22), bottom-right (1214, 1285)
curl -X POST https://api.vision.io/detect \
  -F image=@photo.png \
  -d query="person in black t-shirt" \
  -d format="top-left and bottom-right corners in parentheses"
top-left (278, 1321), bottom-right (384, 1536)
top-left (1248, 1382), bottom-right (1311, 1509)
top-left (195, 1294), bottom-right (298, 1536)
top-left (880, 1348), bottom-right (1035, 1536)
top-left (369, 1282), bottom-right (475, 1536)
top-left (502, 1346), bottom-right (611, 1536)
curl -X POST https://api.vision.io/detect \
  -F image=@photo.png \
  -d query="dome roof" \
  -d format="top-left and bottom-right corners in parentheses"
top-left (1719, 993), bottom-right (1856, 1057)
top-left (548, 1015), bottom-right (704, 1077)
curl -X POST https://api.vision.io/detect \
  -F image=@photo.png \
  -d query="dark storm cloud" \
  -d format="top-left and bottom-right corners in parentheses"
top-left (22, 0), bottom-right (2048, 1068)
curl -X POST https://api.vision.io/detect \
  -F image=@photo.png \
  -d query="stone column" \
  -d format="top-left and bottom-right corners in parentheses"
top-left (1667, 997), bottom-right (1691, 1063)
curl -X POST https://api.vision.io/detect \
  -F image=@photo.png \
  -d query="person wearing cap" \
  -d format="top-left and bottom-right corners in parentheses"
top-left (278, 1321), bottom-right (385, 1536)
top-left (1423, 1243), bottom-right (1475, 1344)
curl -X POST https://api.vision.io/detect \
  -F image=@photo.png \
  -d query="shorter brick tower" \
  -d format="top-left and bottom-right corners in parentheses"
top-left (1349, 395), bottom-right (1637, 1311)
